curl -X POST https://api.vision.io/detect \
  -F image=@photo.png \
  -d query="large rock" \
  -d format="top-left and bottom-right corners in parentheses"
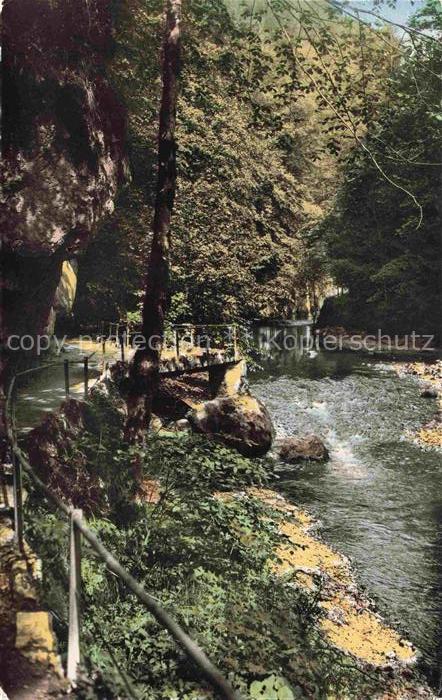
top-left (279, 435), bottom-right (329, 463)
top-left (53, 259), bottom-right (78, 316)
top-left (420, 384), bottom-right (438, 399)
top-left (0, 0), bottom-right (128, 408)
top-left (15, 612), bottom-right (62, 673)
top-left (188, 394), bottom-right (273, 456)
top-left (25, 387), bottom-right (126, 514)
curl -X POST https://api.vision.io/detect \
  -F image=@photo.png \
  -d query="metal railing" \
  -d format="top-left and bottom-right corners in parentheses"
top-left (3, 371), bottom-right (241, 699)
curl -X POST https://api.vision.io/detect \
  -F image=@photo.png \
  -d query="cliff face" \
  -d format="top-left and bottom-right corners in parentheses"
top-left (1, 0), bottom-right (128, 347)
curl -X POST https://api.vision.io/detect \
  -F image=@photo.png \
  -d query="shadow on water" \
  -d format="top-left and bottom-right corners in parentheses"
top-left (250, 325), bottom-right (442, 687)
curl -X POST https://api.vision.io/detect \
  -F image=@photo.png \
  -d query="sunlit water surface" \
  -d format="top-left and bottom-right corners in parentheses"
top-left (250, 326), bottom-right (441, 687)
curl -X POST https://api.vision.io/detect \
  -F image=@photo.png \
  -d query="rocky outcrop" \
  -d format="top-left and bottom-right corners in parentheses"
top-left (396, 360), bottom-right (442, 449)
top-left (0, 0), bottom-right (128, 405)
top-left (2, 0), bottom-right (127, 255)
top-left (279, 435), bottom-right (329, 463)
top-left (188, 394), bottom-right (274, 456)
top-left (53, 260), bottom-right (79, 327)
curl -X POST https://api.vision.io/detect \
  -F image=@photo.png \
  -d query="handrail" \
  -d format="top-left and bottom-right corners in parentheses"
top-left (4, 374), bottom-right (240, 700)
top-left (170, 323), bottom-right (236, 329)
top-left (14, 350), bottom-right (98, 378)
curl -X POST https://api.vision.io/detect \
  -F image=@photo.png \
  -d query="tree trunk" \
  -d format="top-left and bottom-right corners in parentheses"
top-left (125, 0), bottom-right (182, 441)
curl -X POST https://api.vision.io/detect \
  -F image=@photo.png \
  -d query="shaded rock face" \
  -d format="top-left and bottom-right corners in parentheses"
top-left (279, 435), bottom-right (329, 463)
top-left (54, 260), bottom-right (78, 318)
top-left (1, 0), bottom-right (127, 362)
top-left (188, 395), bottom-right (274, 457)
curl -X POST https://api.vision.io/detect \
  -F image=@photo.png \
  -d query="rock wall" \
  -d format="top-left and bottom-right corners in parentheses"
top-left (1, 0), bottom-right (128, 366)
top-left (52, 260), bottom-right (79, 332)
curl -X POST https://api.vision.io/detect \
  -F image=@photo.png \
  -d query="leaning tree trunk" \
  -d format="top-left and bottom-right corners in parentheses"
top-left (125, 0), bottom-right (182, 441)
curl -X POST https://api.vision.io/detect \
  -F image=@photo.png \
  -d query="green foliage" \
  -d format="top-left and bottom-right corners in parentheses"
top-left (24, 393), bottom-right (391, 699)
top-left (140, 432), bottom-right (273, 491)
top-left (73, 477), bottom-right (383, 699)
top-left (320, 0), bottom-right (441, 338)
top-left (250, 675), bottom-right (297, 700)
top-left (75, 0), bottom-right (372, 327)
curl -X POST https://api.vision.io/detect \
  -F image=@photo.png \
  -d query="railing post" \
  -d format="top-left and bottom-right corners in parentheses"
top-left (12, 452), bottom-right (24, 552)
top-left (101, 337), bottom-right (106, 355)
top-left (232, 325), bottom-right (238, 360)
top-left (120, 335), bottom-right (125, 362)
top-left (205, 335), bottom-right (210, 364)
top-left (174, 329), bottom-right (180, 358)
top-left (67, 509), bottom-right (82, 683)
top-left (64, 360), bottom-right (70, 396)
top-left (83, 357), bottom-right (89, 399)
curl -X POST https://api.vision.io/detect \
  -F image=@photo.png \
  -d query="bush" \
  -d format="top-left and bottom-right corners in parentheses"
top-left (25, 406), bottom-right (394, 698)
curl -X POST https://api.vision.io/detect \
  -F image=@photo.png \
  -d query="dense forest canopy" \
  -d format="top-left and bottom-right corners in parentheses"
top-left (73, 0), bottom-right (440, 337)
top-left (321, 0), bottom-right (442, 337)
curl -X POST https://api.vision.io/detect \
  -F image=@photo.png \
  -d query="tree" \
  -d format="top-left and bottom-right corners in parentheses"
top-left (320, 0), bottom-right (442, 338)
top-left (125, 0), bottom-right (182, 440)
top-left (73, 0), bottom-right (399, 329)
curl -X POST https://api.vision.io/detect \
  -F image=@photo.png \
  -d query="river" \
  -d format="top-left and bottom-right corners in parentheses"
top-left (250, 324), bottom-right (441, 689)
top-left (13, 327), bottom-right (442, 686)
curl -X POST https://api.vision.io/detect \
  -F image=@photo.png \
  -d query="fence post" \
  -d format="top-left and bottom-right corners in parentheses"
top-left (205, 335), bottom-right (210, 364)
top-left (174, 329), bottom-right (180, 358)
top-left (120, 335), bottom-right (125, 363)
top-left (64, 360), bottom-right (70, 396)
top-left (101, 337), bottom-right (106, 355)
top-left (12, 452), bottom-right (24, 552)
top-left (83, 357), bottom-right (89, 399)
top-left (67, 509), bottom-right (82, 683)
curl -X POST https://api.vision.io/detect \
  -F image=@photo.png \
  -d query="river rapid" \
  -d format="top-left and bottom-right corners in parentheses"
top-left (250, 325), bottom-right (442, 689)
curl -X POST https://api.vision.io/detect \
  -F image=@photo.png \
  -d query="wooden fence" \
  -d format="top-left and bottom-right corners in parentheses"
top-left (4, 370), bottom-right (241, 700)
top-left (98, 322), bottom-right (239, 363)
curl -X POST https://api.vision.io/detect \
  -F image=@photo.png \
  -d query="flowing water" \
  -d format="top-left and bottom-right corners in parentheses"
top-left (250, 325), bottom-right (442, 688)
top-left (13, 328), bottom-right (442, 685)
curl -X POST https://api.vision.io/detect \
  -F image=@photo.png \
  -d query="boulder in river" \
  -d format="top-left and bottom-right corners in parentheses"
top-left (279, 435), bottom-right (329, 463)
top-left (188, 394), bottom-right (273, 457)
top-left (420, 384), bottom-right (438, 399)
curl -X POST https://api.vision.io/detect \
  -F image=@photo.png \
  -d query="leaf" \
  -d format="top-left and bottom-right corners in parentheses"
top-left (250, 675), bottom-right (295, 700)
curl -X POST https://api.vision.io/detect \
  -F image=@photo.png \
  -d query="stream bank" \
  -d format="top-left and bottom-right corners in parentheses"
top-left (4, 346), bottom-right (434, 696)
top-left (6, 328), bottom-right (440, 696)
top-left (394, 360), bottom-right (442, 449)
top-left (250, 326), bottom-right (442, 690)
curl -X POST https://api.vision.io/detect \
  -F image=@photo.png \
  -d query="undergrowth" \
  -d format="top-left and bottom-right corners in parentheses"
top-left (24, 391), bottom-right (398, 699)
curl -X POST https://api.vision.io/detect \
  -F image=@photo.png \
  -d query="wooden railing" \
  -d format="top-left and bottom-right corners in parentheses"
top-left (97, 322), bottom-right (240, 365)
top-left (3, 370), bottom-right (241, 699)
